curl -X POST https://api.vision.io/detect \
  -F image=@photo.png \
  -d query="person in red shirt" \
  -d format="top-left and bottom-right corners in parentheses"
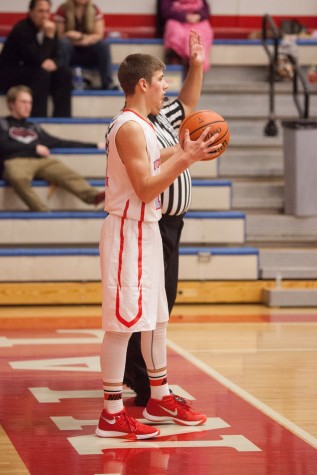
top-left (54, 0), bottom-right (116, 90)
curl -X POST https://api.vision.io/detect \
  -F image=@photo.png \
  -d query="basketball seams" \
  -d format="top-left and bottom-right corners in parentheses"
top-left (178, 110), bottom-right (221, 135)
top-left (189, 121), bottom-right (227, 141)
top-left (178, 109), bottom-right (230, 161)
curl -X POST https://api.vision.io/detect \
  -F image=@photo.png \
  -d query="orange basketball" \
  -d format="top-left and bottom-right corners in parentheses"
top-left (178, 109), bottom-right (230, 161)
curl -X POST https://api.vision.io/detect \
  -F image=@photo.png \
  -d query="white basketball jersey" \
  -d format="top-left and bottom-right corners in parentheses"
top-left (105, 109), bottom-right (162, 222)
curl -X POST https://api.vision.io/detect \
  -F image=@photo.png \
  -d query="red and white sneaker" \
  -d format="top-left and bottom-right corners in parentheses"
top-left (143, 394), bottom-right (207, 426)
top-left (95, 408), bottom-right (160, 440)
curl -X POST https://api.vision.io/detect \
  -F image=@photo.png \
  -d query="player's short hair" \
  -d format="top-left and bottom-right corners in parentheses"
top-left (118, 54), bottom-right (165, 96)
top-left (6, 85), bottom-right (33, 105)
top-left (29, 0), bottom-right (51, 11)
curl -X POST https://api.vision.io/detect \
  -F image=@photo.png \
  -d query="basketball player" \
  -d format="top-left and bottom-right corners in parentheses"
top-left (124, 29), bottom-right (206, 406)
top-left (96, 53), bottom-right (222, 439)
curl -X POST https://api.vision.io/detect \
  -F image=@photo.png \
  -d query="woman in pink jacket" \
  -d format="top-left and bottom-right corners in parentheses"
top-left (160, 0), bottom-right (213, 71)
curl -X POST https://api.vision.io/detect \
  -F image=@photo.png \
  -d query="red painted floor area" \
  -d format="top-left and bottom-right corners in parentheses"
top-left (1, 328), bottom-right (316, 475)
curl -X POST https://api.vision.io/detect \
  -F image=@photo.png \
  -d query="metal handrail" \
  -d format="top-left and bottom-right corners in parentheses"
top-left (261, 14), bottom-right (311, 136)
top-left (262, 14), bottom-right (280, 136)
top-left (290, 56), bottom-right (310, 119)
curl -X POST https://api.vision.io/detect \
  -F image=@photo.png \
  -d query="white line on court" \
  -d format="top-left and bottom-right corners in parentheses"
top-left (167, 339), bottom-right (317, 449)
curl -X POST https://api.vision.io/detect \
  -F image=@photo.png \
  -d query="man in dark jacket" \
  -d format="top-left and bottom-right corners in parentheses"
top-left (0, 0), bottom-right (72, 117)
top-left (0, 85), bottom-right (104, 211)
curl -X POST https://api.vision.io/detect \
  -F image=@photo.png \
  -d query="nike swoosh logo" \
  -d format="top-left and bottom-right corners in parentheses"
top-left (159, 406), bottom-right (178, 417)
top-left (101, 415), bottom-right (116, 425)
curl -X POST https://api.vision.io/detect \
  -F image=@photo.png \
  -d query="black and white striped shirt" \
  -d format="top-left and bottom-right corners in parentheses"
top-left (149, 99), bottom-right (192, 216)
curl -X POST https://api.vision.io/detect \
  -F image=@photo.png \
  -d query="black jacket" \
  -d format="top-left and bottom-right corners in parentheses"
top-left (0, 116), bottom-right (98, 178)
top-left (0, 17), bottom-right (59, 68)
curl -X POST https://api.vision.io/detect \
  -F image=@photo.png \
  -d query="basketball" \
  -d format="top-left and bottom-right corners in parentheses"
top-left (178, 109), bottom-right (230, 161)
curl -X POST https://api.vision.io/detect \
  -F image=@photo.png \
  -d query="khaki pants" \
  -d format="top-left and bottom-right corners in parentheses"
top-left (3, 157), bottom-right (99, 211)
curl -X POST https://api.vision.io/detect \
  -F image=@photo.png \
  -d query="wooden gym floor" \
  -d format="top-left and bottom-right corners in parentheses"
top-left (0, 304), bottom-right (316, 474)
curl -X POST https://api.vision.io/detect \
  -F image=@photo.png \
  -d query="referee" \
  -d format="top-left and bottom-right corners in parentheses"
top-left (124, 29), bottom-right (205, 405)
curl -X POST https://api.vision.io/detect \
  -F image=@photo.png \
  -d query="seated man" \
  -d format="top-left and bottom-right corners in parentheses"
top-left (0, 85), bottom-right (105, 212)
top-left (0, 0), bottom-right (72, 117)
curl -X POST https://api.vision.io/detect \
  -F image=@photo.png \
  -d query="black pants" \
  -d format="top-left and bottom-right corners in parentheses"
top-left (58, 39), bottom-right (113, 89)
top-left (124, 214), bottom-right (184, 398)
top-left (0, 65), bottom-right (72, 117)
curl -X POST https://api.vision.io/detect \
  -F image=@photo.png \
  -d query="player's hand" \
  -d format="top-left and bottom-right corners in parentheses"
top-left (182, 128), bottom-right (223, 162)
top-left (188, 29), bottom-right (205, 66)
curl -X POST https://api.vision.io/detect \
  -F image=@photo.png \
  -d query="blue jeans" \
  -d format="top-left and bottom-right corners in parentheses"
top-left (58, 38), bottom-right (113, 89)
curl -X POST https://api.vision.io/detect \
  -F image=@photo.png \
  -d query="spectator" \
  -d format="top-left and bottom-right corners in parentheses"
top-left (0, 85), bottom-right (105, 211)
top-left (54, 0), bottom-right (116, 90)
top-left (0, 0), bottom-right (72, 117)
top-left (159, 0), bottom-right (213, 71)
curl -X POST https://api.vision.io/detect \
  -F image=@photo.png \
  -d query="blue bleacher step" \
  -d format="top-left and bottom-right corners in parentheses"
top-left (30, 118), bottom-right (110, 145)
top-left (0, 210), bottom-right (246, 245)
top-left (0, 245), bottom-right (259, 282)
top-left (179, 246), bottom-right (258, 280)
top-left (51, 148), bottom-right (104, 154)
top-left (0, 90), bottom-right (179, 118)
top-left (183, 211), bottom-right (246, 244)
top-left (0, 179), bottom-right (231, 211)
top-left (71, 89), bottom-right (177, 118)
top-left (190, 179), bottom-right (232, 210)
top-left (52, 146), bottom-right (218, 180)
top-left (77, 61), bottom-right (184, 91)
top-left (31, 118), bottom-right (112, 124)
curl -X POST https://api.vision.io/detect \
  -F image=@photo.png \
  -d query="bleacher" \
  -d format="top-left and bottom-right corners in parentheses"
top-left (1, 23), bottom-right (317, 307)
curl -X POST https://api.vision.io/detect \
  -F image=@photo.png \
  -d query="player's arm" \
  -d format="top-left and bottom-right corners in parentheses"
top-left (116, 121), bottom-right (161, 203)
top-left (160, 144), bottom-right (180, 163)
top-left (116, 121), bottom-right (222, 203)
top-left (178, 30), bottom-right (204, 116)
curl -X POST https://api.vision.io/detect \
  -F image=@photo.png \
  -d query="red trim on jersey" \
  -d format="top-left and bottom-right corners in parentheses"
top-left (122, 108), bottom-right (155, 131)
top-left (115, 201), bottom-right (145, 328)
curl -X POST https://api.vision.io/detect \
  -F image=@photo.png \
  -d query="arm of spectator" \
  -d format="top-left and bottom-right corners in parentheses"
top-left (41, 21), bottom-right (60, 67)
top-left (52, 12), bottom-right (85, 51)
top-left (55, 17), bottom-right (66, 38)
top-left (70, 17), bottom-right (104, 46)
top-left (0, 125), bottom-right (37, 159)
top-left (42, 19), bottom-right (56, 39)
top-left (38, 127), bottom-right (100, 149)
